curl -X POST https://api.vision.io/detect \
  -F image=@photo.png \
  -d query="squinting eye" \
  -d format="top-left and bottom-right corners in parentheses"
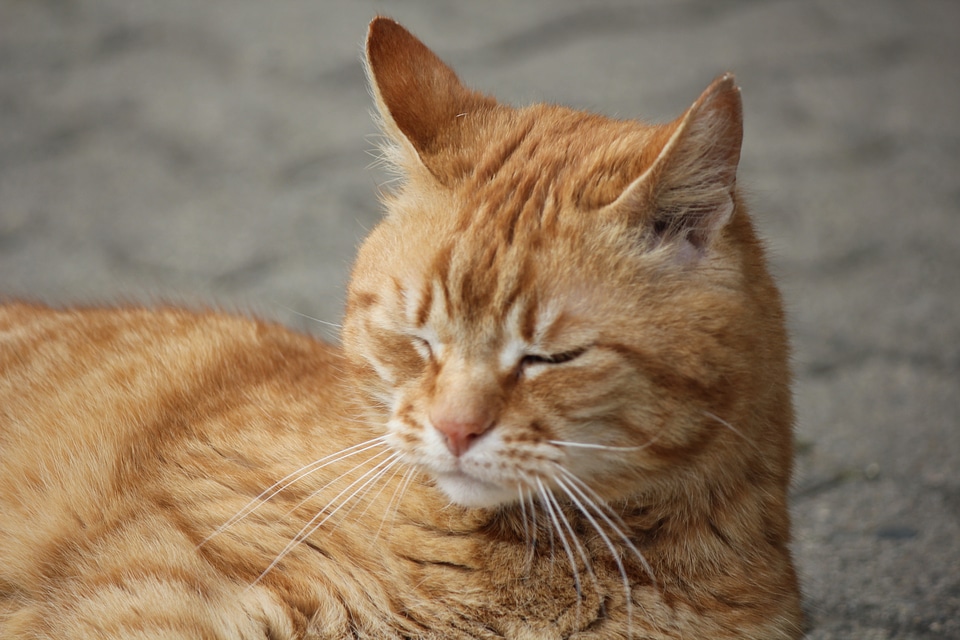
top-left (520, 347), bottom-right (586, 369)
top-left (411, 336), bottom-right (433, 360)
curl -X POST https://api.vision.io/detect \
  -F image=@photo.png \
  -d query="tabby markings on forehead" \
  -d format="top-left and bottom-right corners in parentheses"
top-left (498, 302), bottom-right (529, 372)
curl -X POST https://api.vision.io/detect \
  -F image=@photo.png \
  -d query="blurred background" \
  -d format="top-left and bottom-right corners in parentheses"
top-left (1, 1), bottom-right (958, 637)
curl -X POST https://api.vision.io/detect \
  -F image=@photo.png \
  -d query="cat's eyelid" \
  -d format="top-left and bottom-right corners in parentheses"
top-left (409, 325), bottom-right (439, 345)
top-left (521, 345), bottom-right (590, 367)
top-left (409, 330), bottom-right (440, 359)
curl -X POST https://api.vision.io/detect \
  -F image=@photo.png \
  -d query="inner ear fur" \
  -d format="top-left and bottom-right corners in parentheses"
top-left (608, 74), bottom-right (744, 252)
top-left (365, 17), bottom-right (496, 177)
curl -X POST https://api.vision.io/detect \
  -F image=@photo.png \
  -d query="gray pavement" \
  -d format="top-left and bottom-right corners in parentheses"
top-left (2, 1), bottom-right (958, 637)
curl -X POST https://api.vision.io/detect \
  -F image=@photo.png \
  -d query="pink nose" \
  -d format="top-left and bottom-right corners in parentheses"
top-left (431, 415), bottom-right (494, 457)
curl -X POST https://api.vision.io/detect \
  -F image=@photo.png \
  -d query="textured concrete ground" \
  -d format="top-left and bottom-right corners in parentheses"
top-left (2, 1), bottom-right (958, 637)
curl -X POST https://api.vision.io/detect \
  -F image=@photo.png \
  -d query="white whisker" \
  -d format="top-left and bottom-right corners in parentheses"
top-left (518, 486), bottom-right (530, 536)
top-left (375, 465), bottom-right (416, 542)
top-left (251, 451), bottom-right (403, 586)
top-left (555, 467), bottom-right (657, 588)
top-left (536, 478), bottom-right (584, 625)
top-left (526, 486), bottom-right (540, 560)
top-left (548, 439), bottom-right (652, 452)
top-left (200, 437), bottom-right (389, 546)
top-left (703, 411), bottom-right (760, 452)
top-left (276, 447), bottom-right (393, 525)
top-left (517, 485), bottom-right (537, 573)
top-left (355, 461), bottom-right (405, 538)
top-left (272, 302), bottom-right (343, 329)
top-left (333, 452), bottom-right (404, 525)
top-left (554, 473), bottom-right (634, 632)
top-left (547, 483), bottom-right (601, 611)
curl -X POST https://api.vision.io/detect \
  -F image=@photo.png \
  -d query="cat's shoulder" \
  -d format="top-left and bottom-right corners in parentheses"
top-left (0, 301), bottom-right (344, 382)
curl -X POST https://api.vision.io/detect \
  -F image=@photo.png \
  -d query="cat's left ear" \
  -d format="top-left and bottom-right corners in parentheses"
top-left (607, 74), bottom-right (743, 256)
top-left (365, 17), bottom-right (495, 179)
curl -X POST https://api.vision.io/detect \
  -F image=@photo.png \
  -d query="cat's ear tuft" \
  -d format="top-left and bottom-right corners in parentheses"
top-left (365, 17), bottom-right (494, 175)
top-left (611, 74), bottom-right (744, 257)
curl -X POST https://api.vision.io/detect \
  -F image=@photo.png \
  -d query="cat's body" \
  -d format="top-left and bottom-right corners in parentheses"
top-left (0, 18), bottom-right (802, 640)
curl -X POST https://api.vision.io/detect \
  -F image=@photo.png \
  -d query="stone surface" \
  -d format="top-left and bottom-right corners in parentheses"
top-left (2, 0), bottom-right (958, 637)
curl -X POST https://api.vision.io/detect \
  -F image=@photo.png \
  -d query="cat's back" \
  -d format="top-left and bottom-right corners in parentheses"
top-left (0, 303), bottom-right (360, 639)
top-left (0, 302), bottom-right (345, 458)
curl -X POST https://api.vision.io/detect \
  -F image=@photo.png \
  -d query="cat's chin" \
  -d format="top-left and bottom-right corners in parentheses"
top-left (433, 471), bottom-right (517, 509)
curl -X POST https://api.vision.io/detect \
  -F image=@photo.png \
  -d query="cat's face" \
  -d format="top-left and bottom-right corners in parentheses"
top-left (342, 19), bottom-right (770, 509)
top-left (344, 166), bottom-right (651, 507)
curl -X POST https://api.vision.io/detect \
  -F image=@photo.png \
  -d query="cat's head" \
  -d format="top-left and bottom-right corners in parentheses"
top-left (342, 18), bottom-right (791, 509)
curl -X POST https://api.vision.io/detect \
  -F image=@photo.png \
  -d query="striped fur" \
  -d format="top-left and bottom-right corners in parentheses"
top-left (0, 17), bottom-right (802, 639)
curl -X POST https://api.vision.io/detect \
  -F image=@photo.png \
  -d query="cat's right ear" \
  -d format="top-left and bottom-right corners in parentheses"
top-left (604, 74), bottom-right (744, 261)
top-left (365, 17), bottom-right (494, 179)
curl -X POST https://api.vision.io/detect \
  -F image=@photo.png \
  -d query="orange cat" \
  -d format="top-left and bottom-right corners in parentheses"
top-left (0, 17), bottom-right (803, 639)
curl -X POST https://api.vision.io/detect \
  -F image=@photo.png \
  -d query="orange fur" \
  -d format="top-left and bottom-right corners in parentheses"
top-left (0, 17), bottom-right (802, 639)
